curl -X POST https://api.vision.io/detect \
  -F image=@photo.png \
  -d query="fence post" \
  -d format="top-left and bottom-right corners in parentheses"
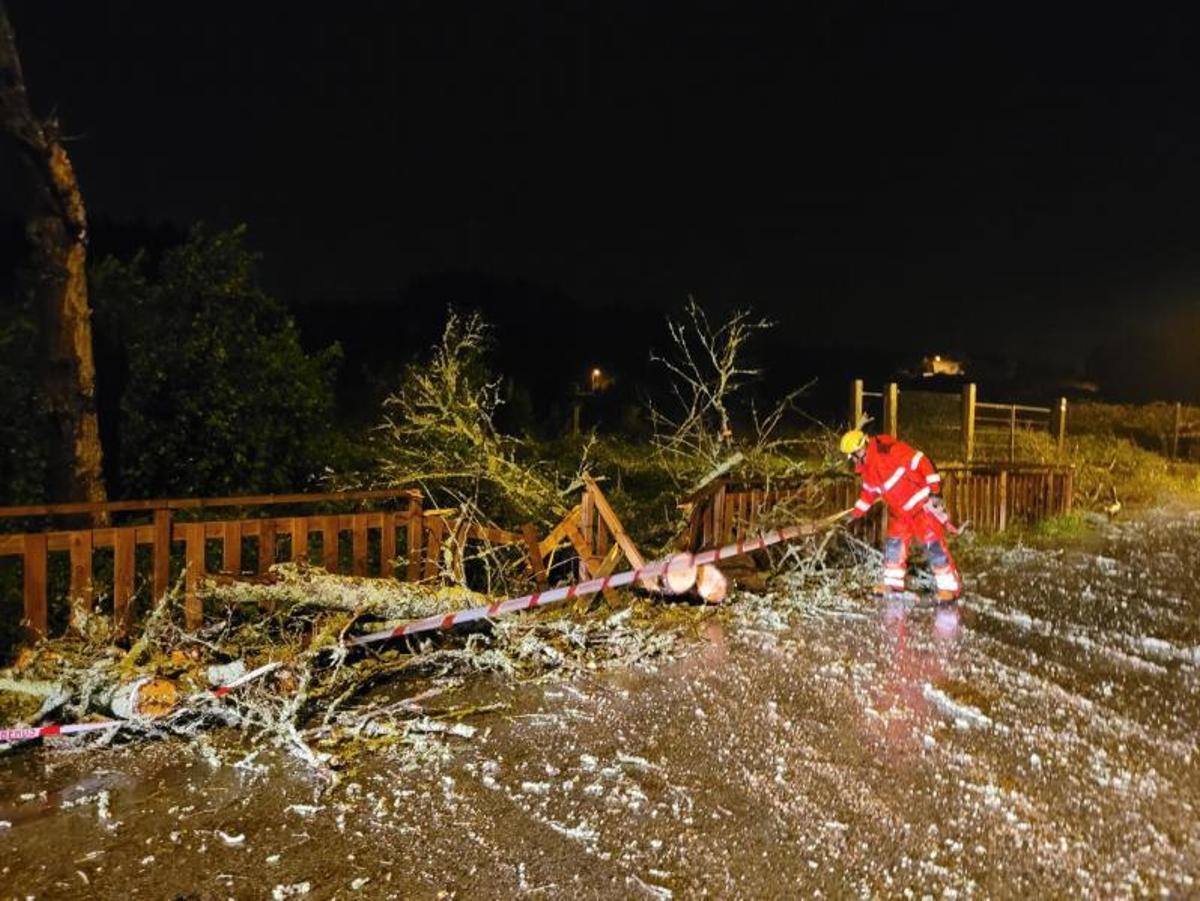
top-left (962, 383), bottom-right (976, 463)
top-left (292, 517), bottom-right (310, 565)
top-left (521, 523), bottom-right (548, 589)
top-left (223, 521), bottom-right (243, 575)
top-left (711, 481), bottom-right (728, 545)
top-left (68, 529), bottom-right (94, 620)
top-left (406, 494), bottom-right (423, 581)
top-left (997, 469), bottom-right (1008, 532)
top-left (185, 523), bottom-right (205, 630)
top-left (578, 487), bottom-right (595, 580)
top-left (380, 512), bottom-right (396, 577)
top-left (23, 533), bottom-right (48, 640)
top-left (352, 514), bottom-right (368, 576)
top-left (884, 382), bottom-right (899, 438)
top-left (1055, 397), bottom-right (1068, 456)
top-left (114, 527), bottom-right (136, 637)
top-left (259, 520), bottom-right (277, 575)
top-left (322, 515), bottom-right (340, 573)
top-left (153, 508), bottom-right (171, 605)
top-left (851, 379), bottom-right (864, 427)
top-left (1008, 405), bottom-right (1017, 464)
top-left (1173, 402), bottom-right (1182, 460)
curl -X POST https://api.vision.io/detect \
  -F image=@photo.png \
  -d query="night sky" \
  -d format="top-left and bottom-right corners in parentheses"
top-left (4, 2), bottom-right (1200, 400)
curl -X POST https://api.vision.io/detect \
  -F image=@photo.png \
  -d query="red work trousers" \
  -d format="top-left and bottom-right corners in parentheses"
top-left (881, 509), bottom-right (960, 595)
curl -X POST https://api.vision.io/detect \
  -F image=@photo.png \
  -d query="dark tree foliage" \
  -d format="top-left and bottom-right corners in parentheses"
top-left (90, 225), bottom-right (342, 498)
top-left (0, 289), bottom-right (47, 504)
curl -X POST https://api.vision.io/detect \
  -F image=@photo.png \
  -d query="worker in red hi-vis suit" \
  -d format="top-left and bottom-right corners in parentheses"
top-left (839, 429), bottom-right (962, 603)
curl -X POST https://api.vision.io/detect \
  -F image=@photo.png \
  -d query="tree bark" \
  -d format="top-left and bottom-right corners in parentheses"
top-left (0, 3), bottom-right (107, 509)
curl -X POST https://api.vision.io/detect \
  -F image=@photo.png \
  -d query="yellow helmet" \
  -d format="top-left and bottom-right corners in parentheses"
top-left (839, 429), bottom-right (868, 456)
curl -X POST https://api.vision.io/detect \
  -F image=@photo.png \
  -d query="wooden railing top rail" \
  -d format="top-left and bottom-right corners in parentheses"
top-left (976, 401), bottom-right (1052, 414)
top-left (937, 463), bottom-right (1072, 474)
top-left (0, 487), bottom-right (421, 520)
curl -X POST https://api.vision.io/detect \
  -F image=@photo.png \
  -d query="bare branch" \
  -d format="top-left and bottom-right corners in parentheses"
top-left (648, 297), bottom-right (794, 487)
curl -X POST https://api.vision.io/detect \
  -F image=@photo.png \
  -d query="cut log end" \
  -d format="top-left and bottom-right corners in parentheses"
top-left (662, 558), bottom-right (698, 594)
top-left (109, 677), bottom-right (179, 718)
top-left (696, 564), bottom-right (728, 604)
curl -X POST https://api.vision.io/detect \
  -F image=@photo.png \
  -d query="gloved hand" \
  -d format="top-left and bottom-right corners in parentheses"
top-left (926, 494), bottom-right (946, 517)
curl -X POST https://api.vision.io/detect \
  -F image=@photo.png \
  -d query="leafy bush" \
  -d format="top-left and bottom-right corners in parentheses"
top-left (1007, 429), bottom-right (1200, 511)
top-left (90, 226), bottom-right (342, 498)
top-left (0, 302), bottom-right (47, 505)
top-left (895, 389), bottom-right (964, 465)
top-left (1068, 400), bottom-right (1200, 458)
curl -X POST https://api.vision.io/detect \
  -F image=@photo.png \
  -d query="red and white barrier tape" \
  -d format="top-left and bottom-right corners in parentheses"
top-left (348, 514), bottom-right (845, 648)
top-left (0, 661), bottom-right (281, 745)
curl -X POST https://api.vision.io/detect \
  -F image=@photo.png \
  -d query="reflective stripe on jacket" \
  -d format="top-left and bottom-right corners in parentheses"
top-left (850, 435), bottom-right (941, 519)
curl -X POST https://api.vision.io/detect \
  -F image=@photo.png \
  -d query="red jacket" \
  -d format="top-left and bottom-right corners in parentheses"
top-left (850, 435), bottom-right (942, 519)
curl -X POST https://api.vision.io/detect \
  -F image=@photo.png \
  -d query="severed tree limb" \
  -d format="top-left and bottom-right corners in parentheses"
top-left (200, 565), bottom-right (486, 623)
top-left (0, 676), bottom-right (62, 698)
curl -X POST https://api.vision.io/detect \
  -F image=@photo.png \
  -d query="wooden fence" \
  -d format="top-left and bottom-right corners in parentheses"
top-left (678, 476), bottom-right (885, 551)
top-left (680, 463), bottom-right (1074, 550)
top-left (1, 465), bottom-right (1071, 647)
top-left (0, 483), bottom-right (635, 644)
top-left (939, 463), bottom-right (1073, 531)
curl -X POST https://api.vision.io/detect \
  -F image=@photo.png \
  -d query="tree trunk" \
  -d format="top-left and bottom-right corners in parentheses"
top-left (0, 4), bottom-right (107, 509)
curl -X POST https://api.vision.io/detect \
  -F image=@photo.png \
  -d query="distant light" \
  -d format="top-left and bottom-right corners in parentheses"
top-left (934, 355), bottom-right (941, 362)
top-left (592, 368), bottom-right (601, 378)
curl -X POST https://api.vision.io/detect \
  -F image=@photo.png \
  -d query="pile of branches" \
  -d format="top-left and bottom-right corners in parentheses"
top-left (0, 565), bottom-right (705, 778)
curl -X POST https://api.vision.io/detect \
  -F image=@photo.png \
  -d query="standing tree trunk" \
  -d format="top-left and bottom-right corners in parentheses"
top-left (0, 3), bottom-right (107, 508)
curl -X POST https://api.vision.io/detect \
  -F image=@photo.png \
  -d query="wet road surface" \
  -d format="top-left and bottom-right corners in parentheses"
top-left (2, 509), bottom-right (1199, 898)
